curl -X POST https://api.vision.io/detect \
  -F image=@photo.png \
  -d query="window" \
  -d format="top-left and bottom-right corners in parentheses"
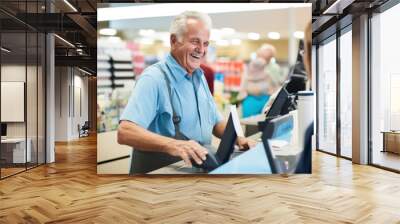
top-left (0, 1), bottom-right (46, 179)
top-left (339, 28), bottom-right (352, 158)
top-left (317, 36), bottom-right (337, 154)
top-left (370, 3), bottom-right (400, 171)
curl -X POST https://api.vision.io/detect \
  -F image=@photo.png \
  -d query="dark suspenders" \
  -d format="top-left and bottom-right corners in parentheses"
top-left (129, 63), bottom-right (189, 174)
top-left (158, 64), bottom-right (190, 140)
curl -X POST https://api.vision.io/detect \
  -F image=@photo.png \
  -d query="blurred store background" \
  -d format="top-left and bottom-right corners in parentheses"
top-left (97, 3), bottom-right (310, 134)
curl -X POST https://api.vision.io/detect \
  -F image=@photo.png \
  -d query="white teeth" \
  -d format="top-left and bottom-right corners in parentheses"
top-left (191, 54), bottom-right (200, 59)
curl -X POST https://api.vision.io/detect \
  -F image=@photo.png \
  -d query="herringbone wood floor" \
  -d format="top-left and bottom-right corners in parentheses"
top-left (1, 135), bottom-right (400, 223)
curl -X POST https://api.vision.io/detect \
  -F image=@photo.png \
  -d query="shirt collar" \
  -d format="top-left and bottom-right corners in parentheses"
top-left (165, 53), bottom-right (203, 83)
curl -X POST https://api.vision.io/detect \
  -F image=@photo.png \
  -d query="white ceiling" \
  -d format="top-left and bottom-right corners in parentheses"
top-left (106, 4), bottom-right (311, 40)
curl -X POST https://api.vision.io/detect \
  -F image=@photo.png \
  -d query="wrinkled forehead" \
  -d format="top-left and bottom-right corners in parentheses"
top-left (184, 19), bottom-right (210, 37)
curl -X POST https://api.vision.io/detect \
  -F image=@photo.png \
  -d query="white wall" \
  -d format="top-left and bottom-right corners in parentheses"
top-left (55, 66), bottom-right (69, 141)
top-left (72, 74), bottom-right (89, 138)
top-left (1, 65), bottom-right (26, 142)
top-left (54, 67), bottom-right (89, 141)
top-left (1, 65), bottom-right (34, 138)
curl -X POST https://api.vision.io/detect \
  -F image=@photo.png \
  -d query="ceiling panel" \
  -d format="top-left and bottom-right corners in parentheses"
top-left (108, 6), bottom-right (311, 39)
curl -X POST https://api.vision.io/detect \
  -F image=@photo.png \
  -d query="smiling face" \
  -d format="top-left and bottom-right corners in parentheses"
top-left (170, 18), bottom-right (210, 75)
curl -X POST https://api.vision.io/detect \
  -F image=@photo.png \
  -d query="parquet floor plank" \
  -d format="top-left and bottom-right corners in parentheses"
top-left (1, 135), bottom-right (400, 223)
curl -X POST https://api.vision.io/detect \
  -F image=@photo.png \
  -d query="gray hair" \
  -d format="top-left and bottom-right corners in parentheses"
top-left (170, 11), bottom-right (212, 41)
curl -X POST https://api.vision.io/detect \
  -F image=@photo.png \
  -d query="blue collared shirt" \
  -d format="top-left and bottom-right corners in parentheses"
top-left (120, 53), bottom-right (223, 145)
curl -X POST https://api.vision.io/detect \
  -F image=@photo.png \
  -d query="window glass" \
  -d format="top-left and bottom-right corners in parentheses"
top-left (317, 36), bottom-right (337, 154)
top-left (340, 29), bottom-right (352, 158)
top-left (371, 3), bottom-right (400, 171)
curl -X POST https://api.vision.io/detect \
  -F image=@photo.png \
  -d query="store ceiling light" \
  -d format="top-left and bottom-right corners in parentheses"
top-left (100, 28), bottom-right (117, 36)
top-left (140, 38), bottom-right (155, 45)
top-left (161, 34), bottom-right (170, 47)
top-left (247, 32), bottom-right (260, 40)
top-left (162, 40), bottom-right (170, 47)
top-left (210, 29), bottom-right (222, 41)
top-left (139, 29), bottom-right (155, 37)
top-left (63, 0), bottom-right (78, 12)
top-left (268, 32), bottom-right (281, 40)
top-left (1, 47), bottom-right (11, 53)
top-left (98, 3), bottom-right (310, 21)
top-left (231, 39), bottom-right (241, 45)
top-left (293, 31), bottom-right (304, 39)
top-left (107, 36), bottom-right (122, 43)
top-left (216, 39), bottom-right (229, 46)
top-left (221, 27), bottom-right (235, 36)
top-left (54, 34), bottom-right (75, 48)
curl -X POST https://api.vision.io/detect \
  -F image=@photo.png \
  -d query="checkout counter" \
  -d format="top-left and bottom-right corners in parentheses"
top-left (151, 41), bottom-right (313, 175)
top-left (150, 113), bottom-right (301, 175)
top-left (150, 87), bottom-right (314, 175)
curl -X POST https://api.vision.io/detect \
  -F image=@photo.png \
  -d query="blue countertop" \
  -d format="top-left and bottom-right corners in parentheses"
top-left (211, 131), bottom-right (292, 174)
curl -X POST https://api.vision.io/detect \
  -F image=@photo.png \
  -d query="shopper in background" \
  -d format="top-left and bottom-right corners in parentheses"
top-left (238, 57), bottom-right (272, 118)
top-left (118, 11), bottom-right (256, 174)
top-left (258, 44), bottom-right (284, 89)
top-left (238, 44), bottom-right (282, 118)
top-left (200, 57), bottom-right (215, 95)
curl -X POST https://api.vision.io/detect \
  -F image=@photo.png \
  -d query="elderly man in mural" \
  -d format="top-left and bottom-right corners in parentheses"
top-left (118, 11), bottom-right (256, 174)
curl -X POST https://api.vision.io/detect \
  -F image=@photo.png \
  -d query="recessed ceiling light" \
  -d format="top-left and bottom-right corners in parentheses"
top-left (160, 34), bottom-right (170, 47)
top-left (162, 41), bottom-right (170, 47)
top-left (216, 39), bottom-right (229, 46)
top-left (140, 38), bottom-right (154, 45)
top-left (231, 39), bottom-right (241, 45)
top-left (107, 36), bottom-right (121, 43)
top-left (100, 28), bottom-right (117, 36)
top-left (54, 34), bottom-right (75, 48)
top-left (322, 0), bottom-right (345, 15)
top-left (78, 67), bottom-right (93, 76)
top-left (247, 32), bottom-right (260, 40)
top-left (210, 29), bottom-right (222, 41)
top-left (63, 0), bottom-right (78, 12)
top-left (139, 29), bottom-right (155, 37)
top-left (1, 47), bottom-right (11, 53)
top-left (267, 32), bottom-right (280, 40)
top-left (221, 27), bottom-right (235, 36)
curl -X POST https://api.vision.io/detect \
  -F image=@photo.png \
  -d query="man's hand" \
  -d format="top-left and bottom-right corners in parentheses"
top-left (164, 140), bottom-right (208, 167)
top-left (236, 136), bottom-right (258, 151)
